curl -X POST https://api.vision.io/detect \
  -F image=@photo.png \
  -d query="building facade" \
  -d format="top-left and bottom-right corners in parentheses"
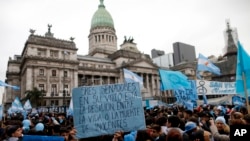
top-left (4, 0), bottom-right (169, 108)
top-left (173, 42), bottom-right (196, 65)
top-left (151, 49), bottom-right (165, 59)
top-left (152, 53), bottom-right (174, 68)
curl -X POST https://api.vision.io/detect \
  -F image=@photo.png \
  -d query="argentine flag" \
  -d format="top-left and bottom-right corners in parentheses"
top-left (197, 53), bottom-right (221, 76)
top-left (23, 99), bottom-right (32, 110)
top-left (123, 68), bottom-right (143, 87)
top-left (11, 97), bottom-right (23, 112)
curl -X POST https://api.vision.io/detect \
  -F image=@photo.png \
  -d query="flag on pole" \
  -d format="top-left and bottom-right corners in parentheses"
top-left (11, 97), bottom-right (23, 112)
top-left (0, 105), bottom-right (2, 121)
top-left (197, 53), bottom-right (221, 76)
top-left (67, 98), bottom-right (73, 117)
top-left (159, 69), bottom-right (190, 91)
top-left (0, 80), bottom-right (20, 90)
top-left (236, 41), bottom-right (250, 97)
top-left (123, 68), bottom-right (143, 87)
top-left (23, 99), bottom-right (32, 110)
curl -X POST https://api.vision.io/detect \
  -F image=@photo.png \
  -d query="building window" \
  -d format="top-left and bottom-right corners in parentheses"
top-left (50, 50), bottom-right (58, 58)
top-left (38, 49), bottom-right (46, 56)
top-left (51, 100), bottom-right (54, 106)
top-left (91, 64), bottom-right (96, 68)
top-left (64, 85), bottom-right (70, 96)
top-left (51, 84), bottom-right (57, 96)
top-left (42, 100), bottom-right (46, 106)
top-left (52, 70), bottom-right (56, 76)
top-left (64, 71), bottom-right (68, 77)
top-left (98, 65), bottom-right (103, 68)
top-left (106, 66), bottom-right (111, 69)
top-left (39, 69), bottom-right (44, 76)
top-left (38, 84), bottom-right (46, 96)
top-left (55, 100), bottom-right (59, 106)
top-left (67, 100), bottom-right (70, 105)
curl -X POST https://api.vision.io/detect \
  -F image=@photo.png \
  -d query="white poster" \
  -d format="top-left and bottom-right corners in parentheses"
top-left (196, 80), bottom-right (236, 95)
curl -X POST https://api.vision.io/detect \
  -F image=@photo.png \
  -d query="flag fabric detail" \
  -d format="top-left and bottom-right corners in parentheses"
top-left (23, 100), bottom-right (32, 110)
top-left (0, 105), bottom-right (2, 121)
top-left (123, 68), bottom-right (143, 87)
top-left (0, 80), bottom-right (20, 90)
top-left (67, 98), bottom-right (73, 117)
top-left (236, 41), bottom-right (250, 97)
top-left (197, 53), bottom-right (221, 75)
top-left (11, 97), bottom-right (23, 112)
top-left (159, 69), bottom-right (190, 91)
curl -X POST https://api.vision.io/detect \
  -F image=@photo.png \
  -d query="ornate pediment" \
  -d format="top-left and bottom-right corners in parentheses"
top-left (123, 58), bottom-right (159, 69)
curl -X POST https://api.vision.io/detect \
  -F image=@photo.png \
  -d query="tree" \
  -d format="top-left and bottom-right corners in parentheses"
top-left (24, 87), bottom-right (45, 108)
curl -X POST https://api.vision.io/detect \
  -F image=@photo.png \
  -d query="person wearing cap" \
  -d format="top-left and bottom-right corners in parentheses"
top-left (34, 123), bottom-right (46, 135)
top-left (209, 118), bottom-right (229, 141)
top-left (184, 121), bottom-right (213, 141)
top-left (199, 111), bottom-right (213, 132)
top-left (215, 116), bottom-right (229, 135)
top-left (6, 125), bottom-right (23, 141)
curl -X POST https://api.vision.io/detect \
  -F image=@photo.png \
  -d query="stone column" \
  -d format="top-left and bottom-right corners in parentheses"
top-left (146, 73), bottom-right (149, 89)
top-left (156, 75), bottom-right (159, 97)
top-left (152, 74), bottom-right (155, 97)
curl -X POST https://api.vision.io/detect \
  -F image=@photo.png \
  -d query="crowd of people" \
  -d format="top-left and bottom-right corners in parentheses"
top-left (1, 104), bottom-right (250, 141)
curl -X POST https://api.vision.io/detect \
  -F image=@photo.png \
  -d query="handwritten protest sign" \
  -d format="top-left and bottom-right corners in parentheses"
top-left (73, 82), bottom-right (146, 139)
top-left (174, 80), bottom-right (197, 105)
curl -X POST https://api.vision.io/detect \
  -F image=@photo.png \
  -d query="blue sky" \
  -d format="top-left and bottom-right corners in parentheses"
top-left (0, 0), bottom-right (250, 81)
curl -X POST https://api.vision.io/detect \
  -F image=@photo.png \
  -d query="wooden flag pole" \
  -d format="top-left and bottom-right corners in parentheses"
top-left (242, 72), bottom-right (250, 113)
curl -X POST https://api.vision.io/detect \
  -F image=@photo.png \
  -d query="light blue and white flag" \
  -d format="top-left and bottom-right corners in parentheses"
top-left (11, 97), bottom-right (23, 112)
top-left (67, 98), bottom-right (73, 117)
top-left (0, 80), bottom-right (20, 90)
top-left (197, 53), bottom-right (221, 77)
top-left (123, 68), bottom-right (143, 87)
top-left (236, 41), bottom-right (250, 97)
top-left (0, 105), bottom-right (2, 121)
top-left (159, 69), bottom-right (190, 91)
top-left (23, 100), bottom-right (32, 110)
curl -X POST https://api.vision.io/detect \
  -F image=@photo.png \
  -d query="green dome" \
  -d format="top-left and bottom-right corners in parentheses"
top-left (91, 0), bottom-right (114, 29)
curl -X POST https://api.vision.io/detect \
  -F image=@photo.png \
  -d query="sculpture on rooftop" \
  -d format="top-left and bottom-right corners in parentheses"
top-left (123, 36), bottom-right (134, 43)
top-left (29, 29), bottom-right (36, 35)
top-left (48, 24), bottom-right (52, 33)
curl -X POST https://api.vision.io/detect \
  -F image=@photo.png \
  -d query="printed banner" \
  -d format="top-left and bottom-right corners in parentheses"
top-left (196, 80), bottom-right (236, 95)
top-left (72, 82), bottom-right (146, 138)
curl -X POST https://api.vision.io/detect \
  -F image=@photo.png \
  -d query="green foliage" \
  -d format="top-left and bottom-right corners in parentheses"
top-left (24, 87), bottom-right (45, 107)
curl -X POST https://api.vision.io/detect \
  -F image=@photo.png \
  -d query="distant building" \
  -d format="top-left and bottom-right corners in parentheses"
top-left (222, 20), bottom-right (238, 57)
top-left (173, 42), bottom-right (196, 65)
top-left (151, 49), bottom-right (165, 58)
top-left (152, 53), bottom-right (174, 68)
top-left (213, 21), bottom-right (237, 82)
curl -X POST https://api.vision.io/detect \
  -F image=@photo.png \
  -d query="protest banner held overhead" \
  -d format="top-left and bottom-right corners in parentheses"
top-left (72, 82), bottom-right (146, 139)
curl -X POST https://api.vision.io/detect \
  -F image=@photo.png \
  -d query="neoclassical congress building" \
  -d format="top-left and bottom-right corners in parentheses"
top-left (4, 0), bottom-right (172, 108)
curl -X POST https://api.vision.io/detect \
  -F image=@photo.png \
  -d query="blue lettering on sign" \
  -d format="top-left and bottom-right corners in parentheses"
top-left (209, 81), bottom-right (222, 88)
top-left (72, 82), bottom-right (146, 139)
top-left (174, 80), bottom-right (197, 103)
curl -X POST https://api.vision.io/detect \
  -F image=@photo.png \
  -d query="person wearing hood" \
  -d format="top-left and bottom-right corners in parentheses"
top-left (215, 116), bottom-right (229, 135)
